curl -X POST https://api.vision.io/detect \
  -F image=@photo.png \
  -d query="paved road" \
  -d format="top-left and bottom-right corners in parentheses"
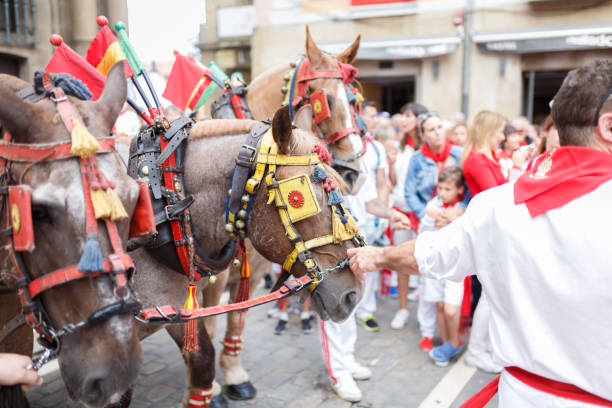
top-left (27, 285), bottom-right (498, 407)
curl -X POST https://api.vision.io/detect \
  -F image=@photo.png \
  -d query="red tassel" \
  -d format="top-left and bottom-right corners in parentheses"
top-left (183, 283), bottom-right (199, 353)
top-left (234, 250), bottom-right (251, 304)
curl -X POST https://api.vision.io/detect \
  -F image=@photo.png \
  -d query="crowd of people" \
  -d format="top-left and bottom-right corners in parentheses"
top-left (265, 90), bottom-right (563, 402)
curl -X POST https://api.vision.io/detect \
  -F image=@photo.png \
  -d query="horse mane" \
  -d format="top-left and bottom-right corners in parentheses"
top-left (188, 119), bottom-right (259, 140)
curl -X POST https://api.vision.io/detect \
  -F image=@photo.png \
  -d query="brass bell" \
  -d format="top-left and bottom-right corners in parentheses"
top-left (232, 258), bottom-right (242, 268)
top-left (228, 189), bottom-right (232, 195)
top-left (141, 165), bottom-right (149, 176)
top-left (281, 101), bottom-right (288, 107)
top-left (209, 274), bottom-right (217, 284)
top-left (174, 182), bottom-right (182, 192)
top-left (224, 223), bottom-right (235, 233)
top-left (238, 209), bottom-right (247, 219)
top-left (281, 86), bottom-right (288, 94)
top-left (235, 220), bottom-right (245, 230)
top-left (283, 73), bottom-right (290, 81)
top-left (241, 195), bottom-right (250, 204)
top-left (290, 61), bottom-right (296, 68)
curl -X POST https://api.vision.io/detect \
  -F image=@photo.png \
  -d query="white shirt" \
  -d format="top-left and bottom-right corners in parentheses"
top-left (344, 175), bottom-right (377, 244)
top-left (415, 179), bottom-right (612, 400)
top-left (390, 146), bottom-right (414, 212)
top-left (362, 139), bottom-right (388, 180)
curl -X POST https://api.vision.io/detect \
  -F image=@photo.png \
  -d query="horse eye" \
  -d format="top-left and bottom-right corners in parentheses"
top-left (31, 205), bottom-right (52, 224)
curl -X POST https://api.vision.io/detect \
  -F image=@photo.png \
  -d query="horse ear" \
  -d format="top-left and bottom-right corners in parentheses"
top-left (337, 35), bottom-right (361, 65)
top-left (91, 61), bottom-right (127, 133)
top-left (0, 82), bottom-right (40, 141)
top-left (305, 25), bottom-right (325, 67)
top-left (294, 105), bottom-right (313, 133)
top-left (271, 106), bottom-right (293, 154)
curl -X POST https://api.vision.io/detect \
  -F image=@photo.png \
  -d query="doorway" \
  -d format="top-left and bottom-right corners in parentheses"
top-left (359, 77), bottom-right (416, 114)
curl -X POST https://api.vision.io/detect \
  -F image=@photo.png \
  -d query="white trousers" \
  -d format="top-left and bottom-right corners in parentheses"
top-left (467, 293), bottom-right (492, 356)
top-left (319, 311), bottom-right (357, 384)
top-left (355, 270), bottom-right (378, 320)
top-left (416, 275), bottom-right (437, 338)
top-left (499, 370), bottom-right (604, 408)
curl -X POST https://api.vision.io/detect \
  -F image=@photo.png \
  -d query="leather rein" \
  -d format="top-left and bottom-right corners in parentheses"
top-left (0, 77), bottom-right (138, 370)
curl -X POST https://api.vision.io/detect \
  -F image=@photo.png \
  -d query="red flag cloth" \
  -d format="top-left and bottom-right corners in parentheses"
top-left (86, 24), bottom-right (134, 78)
top-left (162, 51), bottom-right (213, 111)
top-left (514, 146), bottom-right (612, 217)
top-left (45, 41), bottom-right (106, 100)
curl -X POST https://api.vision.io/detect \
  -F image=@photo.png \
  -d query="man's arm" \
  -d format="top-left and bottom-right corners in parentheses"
top-left (347, 240), bottom-right (418, 280)
top-left (365, 199), bottom-right (411, 230)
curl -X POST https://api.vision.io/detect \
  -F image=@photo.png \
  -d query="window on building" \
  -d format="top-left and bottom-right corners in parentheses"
top-left (522, 70), bottom-right (568, 125)
top-left (360, 77), bottom-right (416, 114)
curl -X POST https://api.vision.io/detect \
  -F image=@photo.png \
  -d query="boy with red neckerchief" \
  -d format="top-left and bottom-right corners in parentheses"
top-left (418, 166), bottom-right (466, 367)
top-left (347, 59), bottom-right (612, 407)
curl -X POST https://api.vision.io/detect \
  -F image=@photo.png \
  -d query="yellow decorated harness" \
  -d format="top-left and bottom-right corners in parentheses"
top-left (225, 124), bottom-right (365, 290)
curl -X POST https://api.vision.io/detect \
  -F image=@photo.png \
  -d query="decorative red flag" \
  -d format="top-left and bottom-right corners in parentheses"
top-left (86, 16), bottom-right (134, 78)
top-left (45, 34), bottom-right (106, 100)
top-left (162, 51), bottom-right (217, 111)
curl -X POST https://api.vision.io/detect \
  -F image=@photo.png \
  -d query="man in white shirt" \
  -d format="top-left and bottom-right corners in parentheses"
top-left (346, 60), bottom-right (612, 406)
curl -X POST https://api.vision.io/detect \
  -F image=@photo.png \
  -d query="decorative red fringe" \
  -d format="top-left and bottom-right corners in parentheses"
top-left (183, 283), bottom-right (199, 353)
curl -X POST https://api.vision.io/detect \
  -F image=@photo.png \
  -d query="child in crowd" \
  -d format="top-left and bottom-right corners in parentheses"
top-left (419, 166), bottom-right (466, 366)
top-left (268, 263), bottom-right (313, 334)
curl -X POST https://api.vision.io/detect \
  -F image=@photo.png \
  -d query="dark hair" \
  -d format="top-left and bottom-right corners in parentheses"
top-left (438, 166), bottom-right (464, 187)
top-left (400, 102), bottom-right (428, 117)
top-left (362, 100), bottom-right (377, 110)
top-left (551, 60), bottom-right (612, 147)
top-left (503, 124), bottom-right (518, 136)
top-left (541, 114), bottom-right (555, 132)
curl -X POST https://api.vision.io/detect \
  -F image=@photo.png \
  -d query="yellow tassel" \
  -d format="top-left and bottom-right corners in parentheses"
top-left (70, 119), bottom-right (100, 159)
top-left (104, 187), bottom-right (128, 221)
top-left (90, 188), bottom-right (111, 219)
top-left (240, 251), bottom-right (251, 279)
top-left (344, 212), bottom-right (360, 236)
top-left (331, 205), bottom-right (344, 244)
top-left (235, 250), bottom-right (251, 303)
top-left (183, 283), bottom-right (199, 353)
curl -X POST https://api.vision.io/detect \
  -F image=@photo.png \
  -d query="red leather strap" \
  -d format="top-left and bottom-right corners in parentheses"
top-left (0, 138), bottom-right (115, 162)
top-left (139, 276), bottom-right (313, 322)
top-left (230, 93), bottom-right (246, 119)
top-left (28, 262), bottom-right (109, 299)
top-left (326, 127), bottom-right (359, 144)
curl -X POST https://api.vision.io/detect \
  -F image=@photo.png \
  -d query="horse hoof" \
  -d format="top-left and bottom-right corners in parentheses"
top-left (210, 393), bottom-right (229, 408)
top-left (224, 381), bottom-right (257, 400)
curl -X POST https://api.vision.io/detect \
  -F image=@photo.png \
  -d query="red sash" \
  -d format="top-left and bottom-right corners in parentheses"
top-left (514, 146), bottom-right (612, 217)
top-left (460, 367), bottom-right (612, 408)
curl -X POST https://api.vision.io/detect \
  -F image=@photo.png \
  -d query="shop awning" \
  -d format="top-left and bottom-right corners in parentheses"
top-left (473, 23), bottom-right (612, 54)
top-left (321, 35), bottom-right (460, 60)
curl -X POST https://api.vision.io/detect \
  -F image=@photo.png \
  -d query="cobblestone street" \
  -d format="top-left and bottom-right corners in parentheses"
top-left (27, 285), bottom-right (498, 408)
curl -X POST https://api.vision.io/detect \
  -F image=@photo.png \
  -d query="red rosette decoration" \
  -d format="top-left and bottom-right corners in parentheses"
top-left (313, 144), bottom-right (332, 164)
top-left (323, 178), bottom-right (337, 192)
top-left (288, 190), bottom-right (305, 208)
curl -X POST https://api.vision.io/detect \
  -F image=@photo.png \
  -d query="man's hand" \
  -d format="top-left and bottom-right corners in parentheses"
top-left (347, 246), bottom-right (385, 281)
top-left (0, 353), bottom-right (43, 387)
top-left (389, 209), bottom-right (412, 230)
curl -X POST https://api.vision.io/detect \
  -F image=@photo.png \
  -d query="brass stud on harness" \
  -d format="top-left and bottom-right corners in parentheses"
top-left (235, 220), bottom-right (245, 230)
top-left (281, 101), bottom-right (288, 107)
top-left (225, 223), bottom-right (235, 233)
top-left (290, 61), bottom-right (296, 68)
top-left (237, 209), bottom-right (247, 219)
top-left (281, 86), bottom-right (288, 94)
top-left (141, 165), bottom-right (149, 176)
top-left (241, 195), bottom-right (250, 204)
top-left (232, 258), bottom-right (242, 269)
top-left (283, 73), bottom-right (290, 81)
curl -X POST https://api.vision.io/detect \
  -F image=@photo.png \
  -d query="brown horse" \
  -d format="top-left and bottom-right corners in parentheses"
top-left (204, 27), bottom-right (363, 401)
top-left (123, 105), bottom-right (362, 408)
top-left (0, 62), bottom-right (143, 407)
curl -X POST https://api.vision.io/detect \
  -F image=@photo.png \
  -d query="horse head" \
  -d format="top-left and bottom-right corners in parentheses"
top-left (247, 106), bottom-right (363, 322)
top-left (301, 26), bottom-right (365, 192)
top-left (0, 62), bottom-right (142, 407)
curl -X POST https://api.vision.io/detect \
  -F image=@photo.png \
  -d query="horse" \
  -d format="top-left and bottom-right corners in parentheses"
top-left (0, 62), bottom-right (143, 407)
top-left (120, 104), bottom-right (363, 408)
top-left (204, 26), bottom-right (364, 401)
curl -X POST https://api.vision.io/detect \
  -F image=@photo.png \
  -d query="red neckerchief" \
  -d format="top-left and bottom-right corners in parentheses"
top-left (421, 140), bottom-right (452, 164)
top-left (441, 193), bottom-right (465, 208)
top-left (514, 146), bottom-right (612, 217)
top-left (405, 134), bottom-right (415, 149)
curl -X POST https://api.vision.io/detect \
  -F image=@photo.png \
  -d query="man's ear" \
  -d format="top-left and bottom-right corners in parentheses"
top-left (597, 111), bottom-right (612, 145)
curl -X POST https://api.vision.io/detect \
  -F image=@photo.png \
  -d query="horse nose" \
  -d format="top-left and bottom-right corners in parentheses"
top-left (339, 288), bottom-right (359, 316)
top-left (83, 371), bottom-right (108, 406)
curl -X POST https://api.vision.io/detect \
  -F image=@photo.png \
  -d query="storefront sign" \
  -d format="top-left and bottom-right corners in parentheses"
top-left (322, 36), bottom-right (459, 60)
top-left (475, 25), bottom-right (612, 54)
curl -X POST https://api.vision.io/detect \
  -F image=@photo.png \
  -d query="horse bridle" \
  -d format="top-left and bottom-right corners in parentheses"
top-left (225, 122), bottom-right (366, 291)
top-left (0, 78), bottom-right (139, 369)
top-left (282, 57), bottom-right (368, 166)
